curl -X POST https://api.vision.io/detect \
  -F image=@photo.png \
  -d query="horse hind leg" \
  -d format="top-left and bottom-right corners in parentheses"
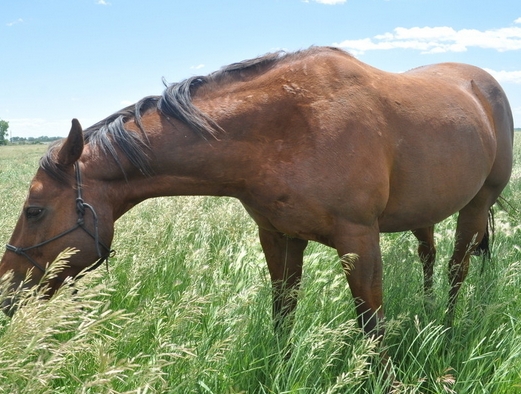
top-left (447, 193), bottom-right (496, 324)
top-left (412, 226), bottom-right (436, 296)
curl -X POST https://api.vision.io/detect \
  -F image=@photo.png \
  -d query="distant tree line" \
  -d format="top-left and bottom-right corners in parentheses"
top-left (0, 119), bottom-right (63, 145)
top-left (10, 136), bottom-right (62, 144)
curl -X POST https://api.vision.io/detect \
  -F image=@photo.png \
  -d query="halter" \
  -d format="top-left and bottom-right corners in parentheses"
top-left (5, 163), bottom-right (114, 283)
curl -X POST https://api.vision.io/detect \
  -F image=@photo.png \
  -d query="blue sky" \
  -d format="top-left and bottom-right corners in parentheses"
top-left (1, 0), bottom-right (520, 138)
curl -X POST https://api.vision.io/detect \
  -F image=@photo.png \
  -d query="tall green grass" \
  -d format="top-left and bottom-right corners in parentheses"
top-left (0, 141), bottom-right (521, 393)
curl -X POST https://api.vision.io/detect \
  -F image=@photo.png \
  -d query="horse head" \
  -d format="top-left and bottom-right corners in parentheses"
top-left (0, 119), bottom-right (115, 315)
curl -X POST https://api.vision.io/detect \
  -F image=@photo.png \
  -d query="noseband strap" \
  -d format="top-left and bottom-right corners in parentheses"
top-left (5, 163), bottom-right (114, 282)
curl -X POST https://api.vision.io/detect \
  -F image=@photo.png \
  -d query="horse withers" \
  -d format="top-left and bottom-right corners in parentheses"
top-left (0, 47), bottom-right (513, 339)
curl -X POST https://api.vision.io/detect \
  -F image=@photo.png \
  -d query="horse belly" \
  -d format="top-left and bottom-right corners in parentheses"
top-left (378, 145), bottom-right (493, 233)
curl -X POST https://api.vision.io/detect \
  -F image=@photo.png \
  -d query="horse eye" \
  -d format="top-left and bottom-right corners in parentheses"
top-left (26, 207), bottom-right (44, 220)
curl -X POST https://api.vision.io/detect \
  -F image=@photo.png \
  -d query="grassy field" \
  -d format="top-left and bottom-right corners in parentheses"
top-left (0, 141), bottom-right (521, 393)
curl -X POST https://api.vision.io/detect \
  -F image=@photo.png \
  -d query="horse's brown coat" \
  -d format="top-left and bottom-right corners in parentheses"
top-left (0, 47), bottom-right (513, 335)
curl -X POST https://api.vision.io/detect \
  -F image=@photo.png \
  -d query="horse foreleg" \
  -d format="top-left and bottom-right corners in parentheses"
top-left (412, 226), bottom-right (436, 296)
top-left (336, 223), bottom-right (397, 383)
top-left (259, 227), bottom-right (308, 336)
top-left (335, 222), bottom-right (384, 338)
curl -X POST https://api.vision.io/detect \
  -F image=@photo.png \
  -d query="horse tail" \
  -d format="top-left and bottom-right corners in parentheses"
top-left (471, 207), bottom-right (493, 275)
top-left (474, 208), bottom-right (494, 260)
top-left (475, 195), bottom-right (516, 273)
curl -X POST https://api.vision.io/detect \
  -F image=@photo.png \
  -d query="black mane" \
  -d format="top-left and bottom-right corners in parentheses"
top-left (159, 50), bottom-right (287, 139)
top-left (41, 47), bottom-right (336, 182)
top-left (40, 97), bottom-right (158, 183)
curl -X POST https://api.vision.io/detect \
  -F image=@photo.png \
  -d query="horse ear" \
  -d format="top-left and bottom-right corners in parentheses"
top-left (57, 119), bottom-right (84, 167)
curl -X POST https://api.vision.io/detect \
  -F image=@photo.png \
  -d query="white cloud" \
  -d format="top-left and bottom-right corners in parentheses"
top-left (484, 69), bottom-right (521, 84)
top-left (334, 24), bottom-right (521, 55)
top-left (6, 18), bottom-right (23, 27)
top-left (515, 17), bottom-right (521, 24)
top-left (96, 0), bottom-right (110, 5)
top-left (190, 64), bottom-right (205, 70)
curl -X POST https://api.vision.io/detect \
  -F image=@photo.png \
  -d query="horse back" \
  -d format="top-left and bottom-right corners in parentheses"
top-left (196, 48), bottom-right (514, 235)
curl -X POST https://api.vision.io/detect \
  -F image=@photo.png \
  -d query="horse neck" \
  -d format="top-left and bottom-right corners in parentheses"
top-left (88, 116), bottom-right (256, 219)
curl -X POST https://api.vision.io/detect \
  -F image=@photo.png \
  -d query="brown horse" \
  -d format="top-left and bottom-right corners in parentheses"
top-left (0, 47), bottom-right (513, 338)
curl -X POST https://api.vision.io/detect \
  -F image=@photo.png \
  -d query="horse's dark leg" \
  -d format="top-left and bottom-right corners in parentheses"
top-left (447, 196), bottom-right (492, 324)
top-left (411, 226), bottom-right (436, 296)
top-left (335, 222), bottom-right (384, 338)
top-left (258, 228), bottom-right (308, 336)
top-left (336, 223), bottom-right (397, 384)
